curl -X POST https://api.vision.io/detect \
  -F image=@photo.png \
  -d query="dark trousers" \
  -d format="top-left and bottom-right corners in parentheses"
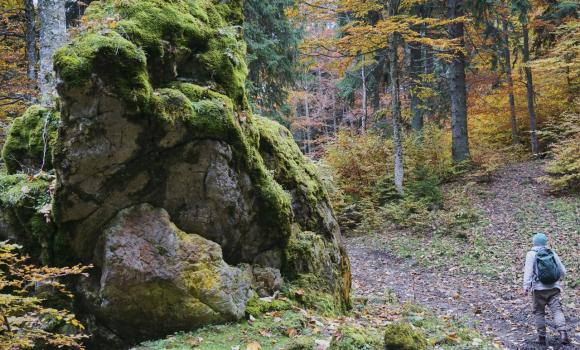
top-left (532, 288), bottom-right (567, 336)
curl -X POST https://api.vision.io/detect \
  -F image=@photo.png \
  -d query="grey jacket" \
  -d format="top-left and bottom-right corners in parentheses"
top-left (523, 246), bottom-right (566, 292)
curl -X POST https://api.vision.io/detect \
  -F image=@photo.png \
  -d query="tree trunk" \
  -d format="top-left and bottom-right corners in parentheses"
top-left (389, 32), bottom-right (404, 194)
top-left (522, 23), bottom-right (539, 154)
top-left (25, 0), bottom-right (36, 82)
top-left (332, 90), bottom-right (337, 135)
top-left (410, 42), bottom-right (423, 133)
top-left (361, 61), bottom-right (367, 132)
top-left (304, 95), bottom-right (312, 155)
top-left (38, 0), bottom-right (67, 106)
top-left (447, 0), bottom-right (470, 163)
top-left (502, 19), bottom-right (519, 145)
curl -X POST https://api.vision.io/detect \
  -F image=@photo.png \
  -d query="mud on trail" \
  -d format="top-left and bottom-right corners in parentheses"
top-left (345, 161), bottom-right (580, 350)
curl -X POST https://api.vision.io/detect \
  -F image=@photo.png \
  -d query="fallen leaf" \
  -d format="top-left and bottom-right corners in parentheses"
top-left (246, 341), bottom-right (261, 350)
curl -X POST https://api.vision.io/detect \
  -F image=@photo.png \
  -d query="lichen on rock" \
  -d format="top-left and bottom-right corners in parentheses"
top-left (91, 204), bottom-right (252, 341)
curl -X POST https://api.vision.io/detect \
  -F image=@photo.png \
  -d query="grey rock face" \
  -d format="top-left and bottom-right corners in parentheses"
top-left (252, 266), bottom-right (283, 297)
top-left (53, 86), bottom-right (283, 267)
top-left (93, 204), bottom-right (252, 341)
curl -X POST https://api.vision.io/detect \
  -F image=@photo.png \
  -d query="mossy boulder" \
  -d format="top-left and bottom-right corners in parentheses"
top-left (87, 204), bottom-right (252, 341)
top-left (1, 105), bottom-right (59, 174)
top-left (1, 0), bottom-right (350, 346)
top-left (383, 322), bottom-right (428, 350)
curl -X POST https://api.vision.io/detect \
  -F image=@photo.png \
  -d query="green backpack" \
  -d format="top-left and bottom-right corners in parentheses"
top-left (535, 248), bottom-right (561, 284)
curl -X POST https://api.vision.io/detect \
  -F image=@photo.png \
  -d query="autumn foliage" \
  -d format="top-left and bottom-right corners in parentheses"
top-left (0, 242), bottom-right (90, 349)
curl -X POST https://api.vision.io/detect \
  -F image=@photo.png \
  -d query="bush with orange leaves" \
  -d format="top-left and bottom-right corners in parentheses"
top-left (0, 242), bottom-right (91, 349)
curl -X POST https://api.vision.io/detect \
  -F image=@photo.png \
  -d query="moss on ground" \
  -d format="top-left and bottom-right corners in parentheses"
top-left (2, 105), bottom-right (59, 174)
top-left (135, 297), bottom-right (496, 350)
top-left (329, 325), bottom-right (383, 349)
top-left (245, 296), bottom-right (294, 317)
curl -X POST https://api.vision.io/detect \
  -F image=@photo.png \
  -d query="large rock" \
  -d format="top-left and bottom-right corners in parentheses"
top-left (92, 204), bottom-right (252, 341)
top-left (1, 0), bottom-right (351, 346)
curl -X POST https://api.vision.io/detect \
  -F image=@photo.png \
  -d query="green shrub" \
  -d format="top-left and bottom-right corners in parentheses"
top-left (406, 166), bottom-right (443, 208)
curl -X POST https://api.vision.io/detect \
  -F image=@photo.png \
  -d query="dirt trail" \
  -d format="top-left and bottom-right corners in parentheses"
top-left (346, 161), bottom-right (579, 350)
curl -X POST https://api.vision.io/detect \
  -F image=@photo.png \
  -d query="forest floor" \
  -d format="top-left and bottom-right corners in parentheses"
top-left (347, 160), bottom-right (580, 350)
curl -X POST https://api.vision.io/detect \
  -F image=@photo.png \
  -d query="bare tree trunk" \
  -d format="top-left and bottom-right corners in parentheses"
top-left (447, 0), bottom-right (470, 163)
top-left (361, 60), bottom-right (367, 132)
top-left (332, 89), bottom-right (337, 135)
top-left (304, 95), bottom-right (311, 155)
top-left (25, 0), bottom-right (36, 82)
top-left (502, 19), bottom-right (519, 145)
top-left (38, 0), bottom-right (67, 106)
top-left (522, 23), bottom-right (539, 154)
top-left (389, 32), bottom-right (404, 194)
top-left (410, 42), bottom-right (423, 133)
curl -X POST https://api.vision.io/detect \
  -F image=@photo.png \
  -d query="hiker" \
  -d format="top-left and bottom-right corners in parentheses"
top-left (523, 232), bottom-right (570, 345)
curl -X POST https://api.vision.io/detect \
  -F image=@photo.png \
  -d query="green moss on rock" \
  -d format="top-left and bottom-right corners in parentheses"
top-left (284, 228), bottom-right (349, 313)
top-left (255, 116), bottom-right (326, 205)
top-left (383, 322), bottom-right (428, 350)
top-left (2, 105), bottom-right (59, 174)
top-left (54, 31), bottom-right (151, 109)
top-left (0, 173), bottom-right (56, 264)
top-left (74, 0), bottom-right (248, 106)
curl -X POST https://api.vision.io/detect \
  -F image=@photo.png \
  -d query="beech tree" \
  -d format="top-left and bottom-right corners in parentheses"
top-left (38, 0), bottom-right (67, 106)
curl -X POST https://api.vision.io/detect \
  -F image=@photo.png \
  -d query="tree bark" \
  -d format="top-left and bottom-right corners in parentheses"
top-left (38, 0), bottom-right (67, 106)
top-left (304, 95), bottom-right (312, 155)
top-left (361, 60), bottom-right (367, 132)
top-left (410, 42), bottom-right (423, 133)
top-left (502, 19), bottom-right (519, 145)
top-left (447, 0), bottom-right (470, 163)
top-left (389, 32), bottom-right (404, 194)
top-left (25, 0), bottom-right (36, 82)
top-left (522, 23), bottom-right (539, 154)
top-left (332, 89), bottom-right (337, 135)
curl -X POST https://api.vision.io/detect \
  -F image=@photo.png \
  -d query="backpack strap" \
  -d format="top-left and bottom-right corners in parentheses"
top-left (530, 250), bottom-right (539, 282)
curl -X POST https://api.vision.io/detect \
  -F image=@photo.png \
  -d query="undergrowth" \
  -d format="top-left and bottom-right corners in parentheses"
top-left (135, 294), bottom-right (498, 350)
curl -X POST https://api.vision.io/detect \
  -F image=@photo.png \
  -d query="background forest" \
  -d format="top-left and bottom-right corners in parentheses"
top-left (0, 0), bottom-right (578, 349)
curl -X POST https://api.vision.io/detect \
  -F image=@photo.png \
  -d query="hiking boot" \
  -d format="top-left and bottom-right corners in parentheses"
top-left (559, 330), bottom-right (570, 345)
top-left (538, 335), bottom-right (547, 346)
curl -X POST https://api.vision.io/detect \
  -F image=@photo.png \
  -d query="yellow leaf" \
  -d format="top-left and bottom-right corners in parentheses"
top-left (246, 341), bottom-right (262, 350)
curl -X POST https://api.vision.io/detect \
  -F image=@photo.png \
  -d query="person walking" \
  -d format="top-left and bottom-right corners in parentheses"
top-left (523, 232), bottom-right (570, 345)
